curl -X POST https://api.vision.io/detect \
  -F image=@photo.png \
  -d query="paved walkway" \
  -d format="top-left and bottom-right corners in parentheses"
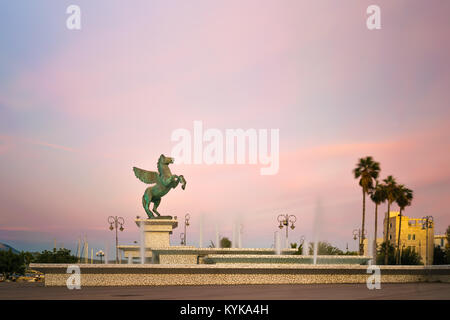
top-left (0, 282), bottom-right (449, 299)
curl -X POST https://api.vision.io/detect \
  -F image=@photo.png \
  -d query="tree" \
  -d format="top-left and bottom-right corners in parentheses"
top-left (290, 242), bottom-right (303, 255)
top-left (369, 181), bottom-right (387, 258)
top-left (400, 247), bottom-right (421, 265)
top-left (220, 237), bottom-right (232, 248)
top-left (308, 241), bottom-right (344, 255)
top-left (446, 225), bottom-right (450, 247)
top-left (353, 156), bottom-right (380, 255)
top-left (395, 185), bottom-right (413, 264)
top-left (377, 241), bottom-right (396, 265)
top-left (0, 249), bottom-right (26, 279)
top-left (433, 246), bottom-right (447, 265)
top-left (34, 248), bottom-right (78, 263)
top-left (382, 175), bottom-right (399, 265)
top-left (446, 225), bottom-right (450, 264)
top-left (377, 241), bottom-right (421, 265)
top-left (343, 251), bottom-right (359, 256)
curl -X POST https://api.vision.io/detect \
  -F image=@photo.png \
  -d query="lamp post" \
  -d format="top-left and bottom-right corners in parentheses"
top-left (96, 250), bottom-right (104, 264)
top-left (421, 215), bottom-right (433, 265)
top-left (277, 214), bottom-right (296, 249)
top-left (181, 213), bottom-right (190, 246)
top-left (353, 229), bottom-right (366, 253)
top-left (108, 216), bottom-right (124, 264)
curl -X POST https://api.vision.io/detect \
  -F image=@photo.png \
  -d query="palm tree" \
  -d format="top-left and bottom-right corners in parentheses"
top-left (369, 181), bottom-right (387, 260)
top-left (383, 175), bottom-right (399, 264)
top-left (395, 185), bottom-right (413, 264)
top-left (353, 156), bottom-right (380, 255)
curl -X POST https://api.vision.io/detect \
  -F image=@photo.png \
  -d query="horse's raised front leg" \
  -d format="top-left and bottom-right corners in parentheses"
top-left (169, 175), bottom-right (180, 189)
top-left (179, 175), bottom-right (187, 190)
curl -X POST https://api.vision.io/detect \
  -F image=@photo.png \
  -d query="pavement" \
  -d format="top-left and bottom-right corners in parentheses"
top-left (0, 282), bottom-right (449, 299)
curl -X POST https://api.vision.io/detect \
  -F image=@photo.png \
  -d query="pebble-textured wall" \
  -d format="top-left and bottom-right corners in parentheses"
top-left (31, 264), bottom-right (450, 287)
top-left (159, 254), bottom-right (198, 264)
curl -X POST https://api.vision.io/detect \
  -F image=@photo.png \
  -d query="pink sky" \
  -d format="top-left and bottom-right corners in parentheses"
top-left (1, 1), bottom-right (449, 254)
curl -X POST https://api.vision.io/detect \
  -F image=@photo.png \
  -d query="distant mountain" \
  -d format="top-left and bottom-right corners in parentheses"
top-left (0, 243), bottom-right (20, 254)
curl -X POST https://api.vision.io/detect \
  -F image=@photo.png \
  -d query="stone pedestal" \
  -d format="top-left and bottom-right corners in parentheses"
top-left (135, 217), bottom-right (178, 248)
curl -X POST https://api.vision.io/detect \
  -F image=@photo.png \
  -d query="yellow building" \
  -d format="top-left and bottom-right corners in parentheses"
top-left (434, 234), bottom-right (448, 248)
top-left (383, 211), bottom-right (434, 265)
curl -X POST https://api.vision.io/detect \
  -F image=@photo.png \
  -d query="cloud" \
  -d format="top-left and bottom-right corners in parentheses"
top-left (1, 1), bottom-right (450, 250)
top-left (0, 135), bottom-right (12, 154)
top-left (28, 139), bottom-right (75, 153)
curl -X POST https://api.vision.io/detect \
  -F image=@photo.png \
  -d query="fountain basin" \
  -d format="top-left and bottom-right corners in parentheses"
top-left (203, 254), bottom-right (371, 265)
top-left (119, 247), bottom-right (299, 264)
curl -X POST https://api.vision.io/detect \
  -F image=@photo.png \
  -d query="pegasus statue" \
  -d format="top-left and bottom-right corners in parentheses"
top-left (133, 154), bottom-right (186, 219)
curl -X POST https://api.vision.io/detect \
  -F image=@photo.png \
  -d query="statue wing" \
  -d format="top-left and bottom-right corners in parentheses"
top-left (133, 167), bottom-right (158, 184)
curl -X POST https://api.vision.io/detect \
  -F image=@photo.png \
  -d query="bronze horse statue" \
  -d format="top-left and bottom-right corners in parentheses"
top-left (133, 154), bottom-right (186, 219)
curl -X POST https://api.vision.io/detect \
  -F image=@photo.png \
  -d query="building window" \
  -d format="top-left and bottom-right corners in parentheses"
top-left (413, 234), bottom-right (416, 240)
top-left (408, 234), bottom-right (411, 240)
top-left (390, 223), bottom-right (392, 228)
top-left (389, 235), bottom-right (392, 240)
top-left (442, 239), bottom-right (444, 246)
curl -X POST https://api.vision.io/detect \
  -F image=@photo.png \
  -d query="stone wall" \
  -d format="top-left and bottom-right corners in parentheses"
top-left (31, 264), bottom-right (450, 287)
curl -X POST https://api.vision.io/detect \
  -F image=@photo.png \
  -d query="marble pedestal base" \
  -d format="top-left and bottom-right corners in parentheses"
top-left (135, 217), bottom-right (178, 248)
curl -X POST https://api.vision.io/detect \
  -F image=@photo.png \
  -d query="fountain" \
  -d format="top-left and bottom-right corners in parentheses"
top-left (311, 198), bottom-right (323, 265)
top-left (139, 220), bottom-right (145, 264)
top-left (32, 206), bottom-right (435, 286)
top-left (367, 234), bottom-right (373, 265)
top-left (236, 220), bottom-right (242, 248)
top-left (313, 241), bottom-right (318, 265)
top-left (199, 215), bottom-right (204, 248)
top-left (104, 243), bottom-right (108, 264)
top-left (215, 224), bottom-right (220, 248)
top-left (231, 221), bottom-right (236, 248)
top-left (275, 231), bottom-right (281, 255)
top-left (33, 156), bottom-right (418, 287)
top-left (302, 240), bottom-right (308, 256)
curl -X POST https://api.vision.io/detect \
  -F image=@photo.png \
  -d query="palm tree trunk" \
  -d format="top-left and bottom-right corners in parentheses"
top-left (374, 203), bottom-right (378, 261)
top-left (384, 202), bottom-right (391, 265)
top-left (360, 190), bottom-right (366, 255)
top-left (397, 209), bottom-right (403, 264)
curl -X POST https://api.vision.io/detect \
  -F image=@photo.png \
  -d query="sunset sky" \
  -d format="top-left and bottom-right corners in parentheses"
top-left (1, 1), bottom-right (449, 257)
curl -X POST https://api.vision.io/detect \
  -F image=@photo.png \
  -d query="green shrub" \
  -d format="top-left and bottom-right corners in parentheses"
top-left (0, 249), bottom-right (26, 279)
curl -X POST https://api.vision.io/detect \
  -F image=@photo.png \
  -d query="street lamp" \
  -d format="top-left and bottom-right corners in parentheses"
top-left (421, 215), bottom-right (433, 265)
top-left (352, 229), bottom-right (366, 253)
top-left (96, 250), bottom-right (105, 264)
top-left (181, 213), bottom-right (190, 246)
top-left (108, 216), bottom-right (124, 264)
top-left (277, 214), bottom-right (296, 249)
